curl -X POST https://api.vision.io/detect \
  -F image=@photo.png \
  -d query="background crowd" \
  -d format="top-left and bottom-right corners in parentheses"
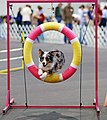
top-left (0, 3), bottom-right (107, 43)
top-left (14, 3), bottom-right (107, 27)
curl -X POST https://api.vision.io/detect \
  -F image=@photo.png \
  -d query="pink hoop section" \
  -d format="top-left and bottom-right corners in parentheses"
top-left (62, 66), bottom-right (77, 80)
top-left (61, 26), bottom-right (76, 40)
top-left (24, 22), bottom-right (81, 83)
top-left (28, 26), bottom-right (42, 40)
top-left (28, 65), bottom-right (40, 80)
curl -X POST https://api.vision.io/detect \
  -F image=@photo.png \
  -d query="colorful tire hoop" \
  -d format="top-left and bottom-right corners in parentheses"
top-left (24, 22), bottom-right (81, 83)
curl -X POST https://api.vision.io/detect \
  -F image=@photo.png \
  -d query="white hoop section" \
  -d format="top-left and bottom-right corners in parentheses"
top-left (24, 22), bottom-right (81, 83)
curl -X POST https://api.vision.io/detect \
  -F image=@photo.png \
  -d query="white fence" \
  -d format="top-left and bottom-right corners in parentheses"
top-left (0, 23), bottom-right (107, 48)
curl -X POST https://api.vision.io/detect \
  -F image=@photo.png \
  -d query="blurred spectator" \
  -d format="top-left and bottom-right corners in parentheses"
top-left (78, 5), bottom-right (88, 25)
top-left (87, 6), bottom-right (93, 20)
top-left (38, 8), bottom-right (45, 25)
top-left (72, 14), bottom-right (79, 24)
top-left (28, 5), bottom-right (33, 16)
top-left (98, 4), bottom-right (102, 25)
top-left (28, 5), bottom-right (34, 24)
top-left (55, 3), bottom-right (63, 23)
top-left (33, 5), bottom-right (45, 26)
top-left (99, 6), bottom-right (107, 27)
top-left (3, 15), bottom-right (12, 24)
top-left (33, 5), bottom-right (45, 42)
top-left (0, 16), bottom-right (4, 23)
top-left (78, 5), bottom-right (88, 45)
top-left (16, 7), bottom-right (22, 26)
top-left (46, 16), bottom-right (53, 22)
top-left (21, 5), bottom-right (32, 26)
top-left (87, 6), bottom-right (94, 26)
top-left (78, 6), bottom-right (82, 23)
top-left (16, 7), bottom-right (22, 37)
top-left (62, 3), bottom-right (74, 44)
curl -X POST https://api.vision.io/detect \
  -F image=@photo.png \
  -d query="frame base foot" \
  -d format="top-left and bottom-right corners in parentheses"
top-left (2, 98), bottom-right (15, 115)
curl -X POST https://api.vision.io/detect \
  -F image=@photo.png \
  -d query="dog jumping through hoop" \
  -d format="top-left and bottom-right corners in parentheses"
top-left (38, 49), bottom-right (65, 80)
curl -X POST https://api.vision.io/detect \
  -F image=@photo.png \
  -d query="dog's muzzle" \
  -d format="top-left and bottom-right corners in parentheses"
top-left (43, 62), bottom-right (47, 67)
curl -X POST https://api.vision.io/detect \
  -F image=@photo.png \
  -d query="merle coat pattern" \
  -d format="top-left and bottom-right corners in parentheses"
top-left (38, 49), bottom-right (65, 80)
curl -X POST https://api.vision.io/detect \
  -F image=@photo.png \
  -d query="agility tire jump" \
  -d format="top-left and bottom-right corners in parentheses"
top-left (24, 22), bottom-right (81, 83)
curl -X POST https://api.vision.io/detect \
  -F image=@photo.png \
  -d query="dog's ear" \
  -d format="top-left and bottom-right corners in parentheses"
top-left (38, 49), bottom-right (44, 56)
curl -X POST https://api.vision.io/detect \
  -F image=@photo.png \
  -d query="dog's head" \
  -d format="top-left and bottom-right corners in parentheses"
top-left (38, 49), bottom-right (55, 71)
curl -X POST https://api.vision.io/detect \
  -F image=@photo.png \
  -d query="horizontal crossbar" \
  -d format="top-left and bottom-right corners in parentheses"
top-left (7, 0), bottom-right (96, 3)
top-left (11, 105), bottom-right (96, 109)
top-left (0, 48), bottom-right (23, 53)
top-left (2, 97), bottom-right (100, 115)
top-left (0, 66), bottom-right (24, 74)
top-left (0, 56), bottom-right (23, 62)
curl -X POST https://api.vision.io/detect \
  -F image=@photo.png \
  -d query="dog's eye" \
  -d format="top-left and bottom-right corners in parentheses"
top-left (46, 56), bottom-right (53, 61)
top-left (40, 57), bottom-right (44, 62)
top-left (46, 57), bottom-right (49, 61)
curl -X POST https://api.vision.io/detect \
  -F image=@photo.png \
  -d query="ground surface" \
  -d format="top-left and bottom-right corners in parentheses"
top-left (0, 39), bottom-right (107, 120)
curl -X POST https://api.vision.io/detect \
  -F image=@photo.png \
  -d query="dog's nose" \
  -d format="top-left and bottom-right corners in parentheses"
top-left (43, 62), bottom-right (46, 67)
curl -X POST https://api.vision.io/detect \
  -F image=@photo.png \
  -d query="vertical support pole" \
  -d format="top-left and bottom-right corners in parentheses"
top-left (21, 32), bottom-right (25, 69)
top-left (7, 1), bottom-right (10, 108)
top-left (2, 1), bottom-right (11, 114)
top-left (79, 21), bottom-right (83, 108)
top-left (21, 32), bottom-right (28, 107)
top-left (95, 0), bottom-right (99, 112)
top-left (3, 1), bottom-right (15, 114)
